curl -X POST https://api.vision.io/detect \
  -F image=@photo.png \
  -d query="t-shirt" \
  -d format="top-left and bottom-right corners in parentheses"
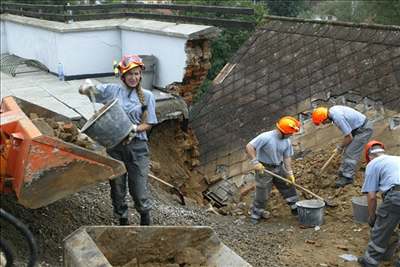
top-left (329, 105), bottom-right (366, 135)
top-left (361, 155), bottom-right (400, 193)
top-left (95, 83), bottom-right (158, 141)
top-left (249, 129), bottom-right (294, 165)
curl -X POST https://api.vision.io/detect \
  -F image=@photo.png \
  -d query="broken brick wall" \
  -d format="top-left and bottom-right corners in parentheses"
top-left (167, 39), bottom-right (212, 105)
top-left (190, 17), bottom-right (400, 181)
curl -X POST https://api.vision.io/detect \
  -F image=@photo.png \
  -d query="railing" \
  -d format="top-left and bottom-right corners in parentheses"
top-left (0, 2), bottom-right (256, 29)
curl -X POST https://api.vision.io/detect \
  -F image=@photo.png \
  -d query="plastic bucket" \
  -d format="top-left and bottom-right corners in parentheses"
top-left (296, 199), bottom-right (325, 227)
top-left (81, 99), bottom-right (133, 149)
top-left (352, 196), bottom-right (369, 224)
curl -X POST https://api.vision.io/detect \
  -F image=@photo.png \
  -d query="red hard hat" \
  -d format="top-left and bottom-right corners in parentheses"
top-left (276, 116), bottom-right (301, 135)
top-left (364, 140), bottom-right (385, 163)
top-left (117, 54), bottom-right (144, 75)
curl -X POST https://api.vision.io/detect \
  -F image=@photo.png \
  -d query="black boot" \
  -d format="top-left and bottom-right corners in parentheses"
top-left (119, 217), bottom-right (129, 226)
top-left (140, 211), bottom-right (151, 226)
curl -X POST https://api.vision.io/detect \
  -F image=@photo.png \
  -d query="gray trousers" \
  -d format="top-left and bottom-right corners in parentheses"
top-left (362, 190), bottom-right (400, 266)
top-left (107, 139), bottom-right (152, 219)
top-left (340, 120), bottom-right (373, 180)
top-left (252, 164), bottom-right (299, 218)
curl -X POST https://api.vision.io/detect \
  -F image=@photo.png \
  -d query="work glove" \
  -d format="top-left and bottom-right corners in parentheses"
top-left (78, 79), bottom-right (96, 96)
top-left (287, 171), bottom-right (295, 184)
top-left (368, 215), bottom-right (376, 228)
top-left (122, 124), bottom-right (138, 145)
top-left (251, 159), bottom-right (265, 174)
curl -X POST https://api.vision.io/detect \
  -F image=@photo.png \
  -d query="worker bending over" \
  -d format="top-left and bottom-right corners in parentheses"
top-left (312, 105), bottom-right (373, 187)
top-left (79, 54), bottom-right (157, 226)
top-left (246, 116), bottom-right (300, 224)
top-left (358, 141), bottom-right (400, 267)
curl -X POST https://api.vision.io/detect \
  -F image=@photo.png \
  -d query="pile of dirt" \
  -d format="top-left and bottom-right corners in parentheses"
top-left (2, 116), bottom-right (398, 267)
top-left (149, 121), bottom-right (208, 205)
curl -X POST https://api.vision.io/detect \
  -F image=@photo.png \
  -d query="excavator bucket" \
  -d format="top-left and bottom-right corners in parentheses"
top-left (0, 96), bottom-right (126, 209)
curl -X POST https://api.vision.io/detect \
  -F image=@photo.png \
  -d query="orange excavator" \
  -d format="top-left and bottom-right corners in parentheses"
top-left (0, 96), bottom-right (126, 209)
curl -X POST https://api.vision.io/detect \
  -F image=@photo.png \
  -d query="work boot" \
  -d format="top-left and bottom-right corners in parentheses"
top-left (119, 217), bottom-right (129, 226)
top-left (291, 208), bottom-right (298, 216)
top-left (357, 256), bottom-right (376, 267)
top-left (335, 176), bottom-right (353, 188)
top-left (140, 211), bottom-right (151, 226)
top-left (249, 207), bottom-right (261, 224)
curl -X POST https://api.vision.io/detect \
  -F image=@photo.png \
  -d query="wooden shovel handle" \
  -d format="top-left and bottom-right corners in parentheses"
top-left (320, 150), bottom-right (338, 173)
top-left (263, 169), bottom-right (325, 202)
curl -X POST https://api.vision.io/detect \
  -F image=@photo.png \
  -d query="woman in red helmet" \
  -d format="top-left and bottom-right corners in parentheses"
top-left (358, 141), bottom-right (400, 267)
top-left (246, 116), bottom-right (301, 224)
top-left (79, 54), bottom-right (157, 226)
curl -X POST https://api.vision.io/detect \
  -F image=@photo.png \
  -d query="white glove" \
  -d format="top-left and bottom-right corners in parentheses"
top-left (79, 79), bottom-right (96, 96)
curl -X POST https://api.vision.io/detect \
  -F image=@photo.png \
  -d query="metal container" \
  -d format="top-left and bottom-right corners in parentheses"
top-left (352, 195), bottom-right (369, 224)
top-left (81, 99), bottom-right (133, 149)
top-left (296, 199), bottom-right (325, 227)
top-left (64, 226), bottom-right (252, 267)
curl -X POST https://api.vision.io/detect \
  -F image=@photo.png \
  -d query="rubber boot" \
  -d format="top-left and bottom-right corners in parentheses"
top-left (119, 217), bottom-right (129, 226)
top-left (335, 176), bottom-right (353, 188)
top-left (291, 208), bottom-right (298, 216)
top-left (357, 256), bottom-right (376, 267)
top-left (140, 211), bottom-right (151, 226)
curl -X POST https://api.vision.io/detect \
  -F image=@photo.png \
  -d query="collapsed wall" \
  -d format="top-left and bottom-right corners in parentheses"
top-left (190, 16), bottom-right (400, 183)
top-left (166, 38), bottom-right (213, 105)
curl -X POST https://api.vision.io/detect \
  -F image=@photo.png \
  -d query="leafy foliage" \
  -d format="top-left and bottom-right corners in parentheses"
top-left (301, 0), bottom-right (400, 26)
top-left (263, 0), bottom-right (308, 17)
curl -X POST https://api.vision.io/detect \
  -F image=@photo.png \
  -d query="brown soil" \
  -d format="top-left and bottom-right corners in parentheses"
top-left (1, 120), bottom-right (398, 266)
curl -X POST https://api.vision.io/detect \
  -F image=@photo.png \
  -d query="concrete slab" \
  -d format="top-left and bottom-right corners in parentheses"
top-left (1, 65), bottom-right (187, 122)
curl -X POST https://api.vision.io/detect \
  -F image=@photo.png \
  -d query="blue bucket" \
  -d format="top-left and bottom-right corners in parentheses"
top-left (296, 199), bottom-right (325, 227)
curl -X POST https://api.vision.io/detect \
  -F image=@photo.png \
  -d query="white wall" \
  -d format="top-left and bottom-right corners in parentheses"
top-left (0, 17), bottom-right (203, 87)
top-left (5, 22), bottom-right (60, 72)
top-left (0, 21), bottom-right (7, 54)
top-left (121, 30), bottom-right (186, 87)
top-left (58, 31), bottom-right (121, 76)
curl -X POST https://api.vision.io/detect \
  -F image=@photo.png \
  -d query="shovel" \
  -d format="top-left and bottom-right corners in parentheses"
top-left (320, 149), bottom-right (339, 174)
top-left (262, 169), bottom-right (337, 208)
top-left (148, 173), bottom-right (186, 206)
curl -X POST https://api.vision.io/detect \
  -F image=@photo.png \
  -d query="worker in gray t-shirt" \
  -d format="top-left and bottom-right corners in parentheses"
top-left (312, 105), bottom-right (373, 187)
top-left (246, 116), bottom-right (301, 224)
top-left (358, 141), bottom-right (400, 267)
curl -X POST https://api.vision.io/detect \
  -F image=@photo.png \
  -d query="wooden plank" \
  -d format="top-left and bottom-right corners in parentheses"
top-left (124, 3), bottom-right (255, 15)
top-left (1, 2), bottom-right (64, 12)
top-left (125, 12), bottom-right (255, 29)
top-left (68, 13), bottom-right (125, 21)
top-left (2, 8), bottom-right (65, 22)
top-left (61, 3), bottom-right (254, 15)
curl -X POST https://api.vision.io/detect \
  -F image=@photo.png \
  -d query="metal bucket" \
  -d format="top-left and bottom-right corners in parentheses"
top-left (352, 196), bottom-right (369, 224)
top-left (80, 99), bottom-right (133, 149)
top-left (296, 199), bottom-right (325, 227)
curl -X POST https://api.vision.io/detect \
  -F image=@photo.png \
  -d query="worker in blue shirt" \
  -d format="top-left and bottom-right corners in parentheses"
top-left (79, 54), bottom-right (158, 226)
top-left (312, 105), bottom-right (373, 187)
top-left (358, 141), bottom-right (400, 267)
top-left (246, 116), bottom-right (301, 224)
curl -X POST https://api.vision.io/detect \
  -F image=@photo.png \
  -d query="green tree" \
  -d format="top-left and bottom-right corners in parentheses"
top-left (263, 0), bottom-right (308, 17)
top-left (303, 0), bottom-right (400, 26)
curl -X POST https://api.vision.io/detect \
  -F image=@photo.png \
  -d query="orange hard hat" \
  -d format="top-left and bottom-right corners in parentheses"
top-left (312, 107), bottom-right (329, 125)
top-left (117, 54), bottom-right (144, 75)
top-left (276, 116), bottom-right (301, 135)
top-left (364, 140), bottom-right (385, 163)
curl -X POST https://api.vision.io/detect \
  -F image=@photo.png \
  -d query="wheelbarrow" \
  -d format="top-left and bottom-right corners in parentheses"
top-left (0, 96), bottom-right (126, 209)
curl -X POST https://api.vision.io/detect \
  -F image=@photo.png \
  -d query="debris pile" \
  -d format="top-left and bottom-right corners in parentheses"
top-left (30, 113), bottom-right (106, 154)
